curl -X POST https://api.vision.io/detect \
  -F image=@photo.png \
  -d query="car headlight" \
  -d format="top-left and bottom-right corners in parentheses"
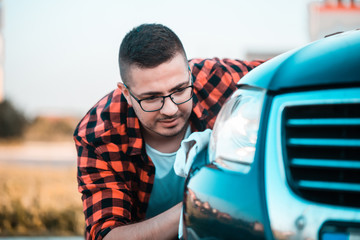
top-left (208, 86), bottom-right (265, 173)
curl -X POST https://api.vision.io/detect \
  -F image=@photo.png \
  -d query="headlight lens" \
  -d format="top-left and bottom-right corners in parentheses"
top-left (208, 86), bottom-right (265, 172)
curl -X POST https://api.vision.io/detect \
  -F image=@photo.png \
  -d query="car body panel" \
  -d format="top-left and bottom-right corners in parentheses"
top-left (183, 148), bottom-right (267, 240)
top-left (239, 30), bottom-right (360, 91)
top-left (265, 87), bottom-right (360, 240)
top-left (182, 29), bottom-right (360, 240)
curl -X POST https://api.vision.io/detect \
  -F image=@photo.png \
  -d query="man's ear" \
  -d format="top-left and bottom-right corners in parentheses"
top-left (117, 82), bottom-right (133, 106)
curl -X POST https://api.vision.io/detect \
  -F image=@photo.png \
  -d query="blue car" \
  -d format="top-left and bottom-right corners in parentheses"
top-left (182, 29), bottom-right (360, 240)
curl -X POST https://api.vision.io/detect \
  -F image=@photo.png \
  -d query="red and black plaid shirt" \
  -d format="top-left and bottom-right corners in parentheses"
top-left (74, 58), bottom-right (263, 240)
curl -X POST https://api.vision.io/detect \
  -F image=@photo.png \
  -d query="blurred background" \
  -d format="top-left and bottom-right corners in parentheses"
top-left (0, 0), bottom-right (359, 238)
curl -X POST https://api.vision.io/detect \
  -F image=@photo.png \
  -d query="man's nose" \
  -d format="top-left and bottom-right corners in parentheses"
top-left (160, 97), bottom-right (178, 116)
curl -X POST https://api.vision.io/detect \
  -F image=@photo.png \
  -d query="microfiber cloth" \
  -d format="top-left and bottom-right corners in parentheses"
top-left (174, 128), bottom-right (212, 178)
top-left (174, 128), bottom-right (212, 239)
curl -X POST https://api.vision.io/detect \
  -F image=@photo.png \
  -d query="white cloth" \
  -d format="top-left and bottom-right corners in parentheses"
top-left (174, 128), bottom-right (212, 239)
top-left (174, 128), bottom-right (212, 178)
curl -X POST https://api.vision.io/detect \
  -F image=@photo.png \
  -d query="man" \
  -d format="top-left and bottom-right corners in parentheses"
top-left (74, 23), bottom-right (263, 240)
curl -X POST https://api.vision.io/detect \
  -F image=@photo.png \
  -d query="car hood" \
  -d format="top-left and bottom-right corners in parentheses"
top-left (239, 29), bottom-right (360, 91)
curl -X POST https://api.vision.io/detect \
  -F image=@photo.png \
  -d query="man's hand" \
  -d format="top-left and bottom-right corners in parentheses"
top-left (103, 202), bottom-right (182, 240)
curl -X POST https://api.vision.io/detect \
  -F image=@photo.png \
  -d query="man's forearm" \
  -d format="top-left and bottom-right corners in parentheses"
top-left (103, 202), bottom-right (182, 240)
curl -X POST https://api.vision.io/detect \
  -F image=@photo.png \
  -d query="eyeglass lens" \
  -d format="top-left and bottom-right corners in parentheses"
top-left (140, 86), bottom-right (193, 112)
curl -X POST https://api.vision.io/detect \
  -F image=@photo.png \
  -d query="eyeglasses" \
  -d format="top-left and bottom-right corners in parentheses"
top-left (124, 71), bottom-right (194, 112)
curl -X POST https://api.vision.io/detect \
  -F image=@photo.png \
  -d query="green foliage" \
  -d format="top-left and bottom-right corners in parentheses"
top-left (0, 100), bottom-right (27, 139)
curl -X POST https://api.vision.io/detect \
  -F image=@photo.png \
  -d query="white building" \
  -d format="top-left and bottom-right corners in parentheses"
top-left (309, 0), bottom-right (360, 41)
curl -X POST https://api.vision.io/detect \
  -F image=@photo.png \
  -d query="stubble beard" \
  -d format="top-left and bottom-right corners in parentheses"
top-left (149, 115), bottom-right (188, 138)
top-left (140, 110), bottom-right (191, 140)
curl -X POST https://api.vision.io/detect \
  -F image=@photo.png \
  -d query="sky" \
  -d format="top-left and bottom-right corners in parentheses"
top-left (3, 0), bottom-right (314, 119)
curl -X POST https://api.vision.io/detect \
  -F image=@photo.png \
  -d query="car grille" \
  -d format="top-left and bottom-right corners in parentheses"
top-left (283, 103), bottom-right (360, 208)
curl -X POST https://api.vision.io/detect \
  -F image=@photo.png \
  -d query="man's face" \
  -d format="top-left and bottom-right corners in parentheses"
top-left (121, 53), bottom-right (193, 139)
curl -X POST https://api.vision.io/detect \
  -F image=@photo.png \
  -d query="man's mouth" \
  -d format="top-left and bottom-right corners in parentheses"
top-left (158, 117), bottom-right (179, 127)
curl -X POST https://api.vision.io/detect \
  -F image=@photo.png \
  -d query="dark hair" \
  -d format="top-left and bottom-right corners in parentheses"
top-left (119, 23), bottom-right (187, 84)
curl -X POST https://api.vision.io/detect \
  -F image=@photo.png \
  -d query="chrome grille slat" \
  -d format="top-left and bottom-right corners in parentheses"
top-left (287, 138), bottom-right (360, 147)
top-left (298, 180), bottom-right (360, 193)
top-left (283, 103), bottom-right (360, 207)
top-left (287, 118), bottom-right (360, 126)
top-left (291, 158), bottom-right (360, 169)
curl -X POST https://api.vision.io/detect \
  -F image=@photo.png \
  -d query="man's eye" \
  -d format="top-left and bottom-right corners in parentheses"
top-left (143, 96), bottom-right (160, 102)
top-left (172, 88), bottom-right (187, 95)
top-left (176, 87), bottom-right (186, 92)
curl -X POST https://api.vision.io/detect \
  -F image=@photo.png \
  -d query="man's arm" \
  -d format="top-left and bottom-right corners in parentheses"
top-left (75, 134), bottom-right (148, 239)
top-left (104, 202), bottom-right (182, 240)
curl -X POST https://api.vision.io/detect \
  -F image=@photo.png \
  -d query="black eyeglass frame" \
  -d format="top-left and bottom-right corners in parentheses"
top-left (124, 69), bottom-right (194, 112)
top-left (125, 85), bottom-right (194, 112)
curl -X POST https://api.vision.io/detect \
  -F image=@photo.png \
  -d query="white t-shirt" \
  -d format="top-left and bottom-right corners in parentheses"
top-left (145, 127), bottom-right (191, 219)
